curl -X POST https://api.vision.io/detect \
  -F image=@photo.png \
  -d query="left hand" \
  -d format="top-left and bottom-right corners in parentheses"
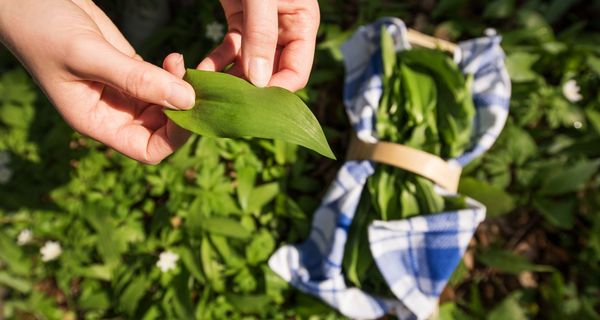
top-left (0, 0), bottom-right (195, 164)
top-left (197, 0), bottom-right (320, 92)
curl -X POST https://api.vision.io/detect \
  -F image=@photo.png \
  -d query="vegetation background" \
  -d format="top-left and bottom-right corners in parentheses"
top-left (1, 0), bottom-right (599, 319)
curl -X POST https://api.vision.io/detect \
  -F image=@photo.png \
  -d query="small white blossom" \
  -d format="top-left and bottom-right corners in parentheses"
top-left (563, 79), bottom-right (582, 102)
top-left (0, 151), bottom-right (10, 166)
top-left (156, 251), bottom-right (179, 273)
top-left (0, 166), bottom-right (12, 184)
top-left (17, 229), bottom-right (33, 246)
top-left (40, 241), bottom-right (62, 262)
top-left (205, 21), bottom-right (225, 42)
top-left (484, 28), bottom-right (497, 37)
top-left (573, 121), bottom-right (583, 129)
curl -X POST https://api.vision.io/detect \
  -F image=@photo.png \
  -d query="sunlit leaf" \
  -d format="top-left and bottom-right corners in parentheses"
top-left (165, 70), bottom-right (335, 159)
top-left (533, 197), bottom-right (576, 229)
top-left (487, 292), bottom-right (527, 320)
top-left (478, 248), bottom-right (553, 274)
top-left (459, 177), bottom-right (515, 217)
top-left (538, 160), bottom-right (600, 195)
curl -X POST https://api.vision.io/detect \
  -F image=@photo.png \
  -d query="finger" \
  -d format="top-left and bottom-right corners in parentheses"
top-left (68, 36), bottom-right (195, 110)
top-left (224, 46), bottom-right (279, 81)
top-left (161, 52), bottom-right (193, 160)
top-left (147, 120), bottom-right (191, 164)
top-left (197, 32), bottom-right (242, 72)
top-left (70, 0), bottom-right (136, 56)
top-left (225, 63), bottom-right (245, 79)
top-left (110, 119), bottom-right (191, 165)
top-left (269, 40), bottom-right (315, 92)
top-left (242, 0), bottom-right (278, 87)
top-left (163, 52), bottom-right (187, 78)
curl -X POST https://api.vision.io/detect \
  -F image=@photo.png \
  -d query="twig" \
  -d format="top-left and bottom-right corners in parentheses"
top-left (507, 212), bottom-right (540, 249)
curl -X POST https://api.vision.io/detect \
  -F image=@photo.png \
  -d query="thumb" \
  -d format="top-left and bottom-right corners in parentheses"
top-left (242, 0), bottom-right (278, 87)
top-left (68, 37), bottom-right (195, 109)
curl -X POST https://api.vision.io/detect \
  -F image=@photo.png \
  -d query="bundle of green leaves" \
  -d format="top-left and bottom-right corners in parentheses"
top-left (343, 28), bottom-right (476, 294)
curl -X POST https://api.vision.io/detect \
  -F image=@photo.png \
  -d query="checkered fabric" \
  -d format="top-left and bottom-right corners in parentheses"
top-left (269, 17), bottom-right (511, 320)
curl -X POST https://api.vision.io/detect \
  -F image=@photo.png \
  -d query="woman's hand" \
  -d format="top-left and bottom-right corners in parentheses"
top-left (0, 0), bottom-right (195, 164)
top-left (198, 0), bottom-right (320, 92)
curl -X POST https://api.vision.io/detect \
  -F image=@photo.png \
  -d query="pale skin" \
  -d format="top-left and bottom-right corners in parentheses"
top-left (0, 0), bottom-right (319, 164)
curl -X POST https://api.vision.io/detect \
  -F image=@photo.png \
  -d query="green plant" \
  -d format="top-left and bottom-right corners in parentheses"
top-left (165, 70), bottom-right (335, 159)
top-left (1, 0), bottom-right (600, 319)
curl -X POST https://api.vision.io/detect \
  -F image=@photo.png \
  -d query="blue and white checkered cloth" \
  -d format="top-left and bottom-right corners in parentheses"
top-left (269, 17), bottom-right (511, 320)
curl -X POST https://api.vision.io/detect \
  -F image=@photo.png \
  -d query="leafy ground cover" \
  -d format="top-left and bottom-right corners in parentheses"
top-left (1, 0), bottom-right (599, 319)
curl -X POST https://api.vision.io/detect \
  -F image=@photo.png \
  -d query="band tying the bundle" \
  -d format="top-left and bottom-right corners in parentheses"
top-left (346, 134), bottom-right (462, 193)
top-left (407, 28), bottom-right (458, 54)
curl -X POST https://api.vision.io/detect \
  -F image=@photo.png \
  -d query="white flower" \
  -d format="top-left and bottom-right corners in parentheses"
top-left (563, 79), bottom-right (582, 102)
top-left (156, 251), bottom-right (179, 273)
top-left (40, 241), bottom-right (62, 262)
top-left (484, 28), bottom-right (497, 37)
top-left (17, 229), bottom-right (33, 246)
top-left (0, 166), bottom-right (12, 184)
top-left (205, 21), bottom-right (224, 42)
top-left (0, 151), bottom-right (10, 166)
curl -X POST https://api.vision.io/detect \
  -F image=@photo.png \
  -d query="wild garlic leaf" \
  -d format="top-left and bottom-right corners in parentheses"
top-left (165, 70), bottom-right (335, 159)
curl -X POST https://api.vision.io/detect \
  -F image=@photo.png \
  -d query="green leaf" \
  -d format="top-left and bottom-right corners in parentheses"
top-left (380, 26), bottom-right (396, 79)
top-left (236, 166), bottom-right (257, 212)
top-left (588, 55), bottom-right (600, 77)
top-left (119, 275), bottom-right (149, 315)
top-left (533, 197), bottom-right (576, 229)
top-left (0, 103), bottom-right (34, 128)
top-left (0, 271), bottom-right (31, 293)
top-left (209, 235), bottom-right (244, 268)
top-left (483, 0), bottom-right (515, 19)
top-left (233, 266), bottom-right (257, 292)
top-left (477, 248), bottom-right (553, 274)
top-left (165, 70), bottom-right (335, 159)
top-left (226, 294), bottom-right (271, 314)
top-left (201, 237), bottom-right (225, 292)
top-left (171, 270), bottom-right (195, 320)
top-left (198, 216), bottom-right (251, 240)
top-left (585, 108), bottom-right (600, 134)
top-left (538, 160), bottom-right (600, 196)
top-left (77, 264), bottom-right (112, 281)
top-left (0, 233), bottom-right (30, 275)
top-left (458, 177), bottom-right (515, 217)
top-left (505, 52), bottom-right (540, 82)
top-left (247, 182), bottom-right (279, 213)
top-left (487, 292), bottom-right (527, 320)
top-left (264, 266), bottom-right (289, 304)
top-left (178, 246), bottom-right (205, 284)
top-left (78, 280), bottom-right (111, 310)
top-left (439, 302), bottom-right (473, 320)
top-left (245, 230), bottom-right (276, 265)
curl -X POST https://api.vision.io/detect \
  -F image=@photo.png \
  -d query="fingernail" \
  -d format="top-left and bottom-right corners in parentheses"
top-left (175, 53), bottom-right (184, 66)
top-left (248, 57), bottom-right (270, 87)
top-left (168, 82), bottom-right (195, 109)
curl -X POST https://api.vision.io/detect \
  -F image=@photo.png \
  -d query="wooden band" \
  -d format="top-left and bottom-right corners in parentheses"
top-left (407, 28), bottom-right (458, 54)
top-left (346, 135), bottom-right (462, 193)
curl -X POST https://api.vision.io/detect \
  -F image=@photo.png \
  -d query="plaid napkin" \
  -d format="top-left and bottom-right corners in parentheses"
top-left (269, 17), bottom-right (511, 320)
